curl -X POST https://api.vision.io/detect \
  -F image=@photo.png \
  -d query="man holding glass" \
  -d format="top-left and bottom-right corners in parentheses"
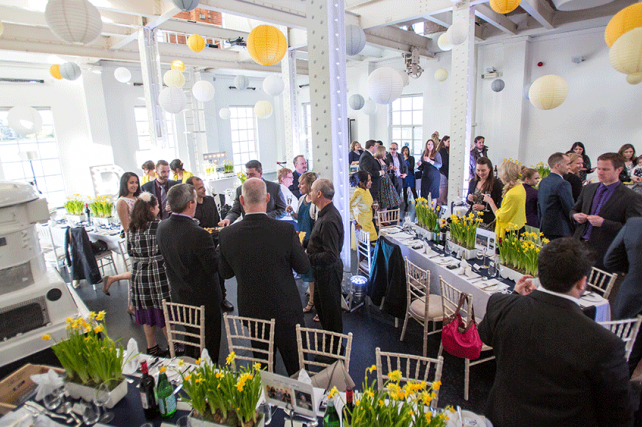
top-left (386, 142), bottom-right (407, 198)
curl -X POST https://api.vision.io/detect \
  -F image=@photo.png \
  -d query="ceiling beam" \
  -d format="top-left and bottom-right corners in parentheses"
top-left (158, 19), bottom-right (249, 41)
top-left (364, 26), bottom-right (433, 57)
top-left (475, 4), bottom-right (518, 35)
top-left (520, 0), bottom-right (555, 30)
top-left (197, 0), bottom-right (307, 29)
top-left (423, 12), bottom-right (452, 28)
top-left (350, 0), bottom-right (454, 29)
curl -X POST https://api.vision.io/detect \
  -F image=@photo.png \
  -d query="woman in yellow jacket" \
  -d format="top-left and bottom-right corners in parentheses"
top-left (483, 160), bottom-right (526, 239)
top-left (170, 159), bottom-right (194, 183)
top-left (350, 171), bottom-right (377, 243)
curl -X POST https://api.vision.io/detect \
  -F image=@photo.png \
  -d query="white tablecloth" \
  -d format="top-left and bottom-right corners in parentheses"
top-left (50, 224), bottom-right (124, 254)
top-left (381, 229), bottom-right (611, 322)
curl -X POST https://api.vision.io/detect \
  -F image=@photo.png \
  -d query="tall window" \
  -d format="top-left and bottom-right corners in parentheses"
top-left (0, 108), bottom-right (66, 208)
top-left (301, 103), bottom-right (313, 170)
top-left (389, 95), bottom-right (424, 156)
top-left (134, 107), bottom-right (178, 168)
top-left (229, 106), bottom-right (259, 171)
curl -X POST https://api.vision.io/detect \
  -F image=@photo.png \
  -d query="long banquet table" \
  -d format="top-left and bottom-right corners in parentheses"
top-left (380, 227), bottom-right (611, 322)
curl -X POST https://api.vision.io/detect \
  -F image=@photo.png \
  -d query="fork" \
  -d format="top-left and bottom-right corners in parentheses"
top-left (24, 401), bottom-right (73, 424)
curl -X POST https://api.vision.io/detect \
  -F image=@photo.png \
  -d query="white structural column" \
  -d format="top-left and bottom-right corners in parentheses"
top-left (181, 67), bottom-right (208, 175)
top-left (282, 47), bottom-right (298, 163)
top-left (448, 1), bottom-right (476, 205)
top-left (306, 0), bottom-right (350, 268)
top-left (138, 27), bottom-right (167, 148)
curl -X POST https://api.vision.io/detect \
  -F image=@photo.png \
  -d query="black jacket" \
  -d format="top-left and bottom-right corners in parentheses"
top-left (359, 150), bottom-right (382, 197)
top-left (537, 173), bottom-right (575, 237)
top-left (368, 237), bottom-right (407, 319)
top-left (225, 180), bottom-right (286, 223)
top-left (605, 217), bottom-right (642, 319)
top-left (64, 227), bottom-right (102, 285)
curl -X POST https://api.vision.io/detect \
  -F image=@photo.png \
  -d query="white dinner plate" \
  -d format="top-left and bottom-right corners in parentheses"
top-left (446, 409), bottom-right (487, 427)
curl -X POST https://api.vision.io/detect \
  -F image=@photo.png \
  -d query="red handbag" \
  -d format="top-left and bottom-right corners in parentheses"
top-left (441, 293), bottom-right (483, 360)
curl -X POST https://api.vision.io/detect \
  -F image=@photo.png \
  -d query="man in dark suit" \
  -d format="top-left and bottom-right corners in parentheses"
top-left (358, 140), bottom-right (383, 200)
top-left (288, 155), bottom-right (307, 199)
top-left (141, 160), bottom-right (179, 219)
top-left (218, 160), bottom-right (286, 226)
top-left (605, 217), bottom-right (642, 373)
top-left (218, 178), bottom-right (310, 376)
top-left (479, 238), bottom-right (632, 427)
top-left (570, 152), bottom-right (642, 269)
top-left (186, 176), bottom-right (234, 312)
top-left (156, 184), bottom-right (222, 362)
top-left (385, 142), bottom-right (407, 197)
top-left (537, 152), bottom-right (575, 240)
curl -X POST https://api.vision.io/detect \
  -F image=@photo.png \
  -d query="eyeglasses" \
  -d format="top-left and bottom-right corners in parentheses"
top-left (391, 148), bottom-right (397, 151)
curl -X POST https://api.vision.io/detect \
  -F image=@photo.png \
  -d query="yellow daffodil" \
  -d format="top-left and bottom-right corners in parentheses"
top-left (328, 386), bottom-right (338, 399)
top-left (432, 380), bottom-right (441, 390)
top-left (93, 325), bottom-right (104, 334)
top-left (160, 366), bottom-right (166, 373)
top-left (178, 359), bottom-right (184, 367)
top-left (367, 364), bottom-right (376, 373)
top-left (66, 317), bottom-right (73, 323)
top-left (42, 334), bottom-right (51, 341)
top-left (425, 412), bottom-right (432, 422)
top-left (88, 312), bottom-right (96, 320)
top-left (195, 378), bottom-right (203, 384)
top-left (195, 358), bottom-right (201, 365)
top-left (215, 372), bottom-right (223, 378)
top-left (253, 362), bottom-right (262, 371)
top-left (95, 311), bottom-right (106, 321)
top-left (226, 352), bottom-right (236, 365)
top-left (84, 337), bottom-right (90, 341)
top-left (388, 370), bottom-right (402, 382)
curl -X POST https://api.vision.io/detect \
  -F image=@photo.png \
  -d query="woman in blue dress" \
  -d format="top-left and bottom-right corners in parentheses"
top-left (401, 145), bottom-right (417, 209)
top-left (418, 139), bottom-right (442, 201)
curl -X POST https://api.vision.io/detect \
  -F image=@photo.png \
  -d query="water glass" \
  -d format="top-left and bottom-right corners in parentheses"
top-left (94, 383), bottom-right (114, 423)
top-left (43, 389), bottom-right (62, 411)
top-left (176, 416), bottom-right (192, 427)
top-left (257, 403), bottom-right (273, 425)
top-left (488, 258), bottom-right (498, 278)
top-left (82, 402), bottom-right (100, 425)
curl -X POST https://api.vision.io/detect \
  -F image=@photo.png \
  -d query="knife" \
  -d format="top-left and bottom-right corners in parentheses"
top-left (457, 405), bottom-right (464, 427)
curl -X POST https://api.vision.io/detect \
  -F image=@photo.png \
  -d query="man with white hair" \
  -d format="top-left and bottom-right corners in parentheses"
top-left (218, 178), bottom-right (310, 375)
top-left (306, 179), bottom-right (344, 334)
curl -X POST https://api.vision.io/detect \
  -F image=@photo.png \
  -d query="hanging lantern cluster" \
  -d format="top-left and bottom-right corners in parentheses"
top-left (605, 3), bottom-right (642, 85)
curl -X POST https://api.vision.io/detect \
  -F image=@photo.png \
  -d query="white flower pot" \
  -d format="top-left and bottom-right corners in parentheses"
top-left (93, 216), bottom-right (113, 226)
top-left (66, 213), bottom-right (86, 223)
top-left (189, 411), bottom-right (265, 427)
top-left (499, 264), bottom-right (540, 286)
top-left (65, 379), bottom-right (127, 409)
top-left (447, 242), bottom-right (476, 260)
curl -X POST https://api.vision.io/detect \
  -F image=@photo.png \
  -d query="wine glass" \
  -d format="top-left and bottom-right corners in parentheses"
top-left (483, 193), bottom-right (491, 212)
top-left (94, 383), bottom-right (114, 423)
top-left (82, 402), bottom-right (100, 425)
top-left (176, 416), bottom-right (192, 427)
top-left (488, 256), bottom-right (498, 278)
top-left (257, 403), bottom-right (273, 425)
top-left (43, 388), bottom-right (62, 411)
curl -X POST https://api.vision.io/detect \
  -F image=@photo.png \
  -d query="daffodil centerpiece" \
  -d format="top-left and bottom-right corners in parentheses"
top-left (449, 212), bottom-right (483, 250)
top-left (64, 194), bottom-right (86, 216)
top-left (182, 352), bottom-right (264, 427)
top-left (88, 196), bottom-right (114, 218)
top-left (42, 311), bottom-right (126, 389)
top-left (415, 198), bottom-right (441, 230)
top-left (498, 225), bottom-right (549, 276)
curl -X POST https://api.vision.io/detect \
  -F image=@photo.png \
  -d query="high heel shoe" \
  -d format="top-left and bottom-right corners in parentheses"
top-left (101, 277), bottom-right (110, 296)
top-left (303, 302), bottom-right (314, 313)
top-left (127, 305), bottom-right (135, 321)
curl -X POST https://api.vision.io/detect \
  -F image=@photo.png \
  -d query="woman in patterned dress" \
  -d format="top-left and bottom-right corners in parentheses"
top-left (374, 145), bottom-right (402, 209)
top-left (128, 192), bottom-right (171, 356)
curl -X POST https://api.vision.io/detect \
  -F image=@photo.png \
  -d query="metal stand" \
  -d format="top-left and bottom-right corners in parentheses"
top-left (284, 403), bottom-right (319, 427)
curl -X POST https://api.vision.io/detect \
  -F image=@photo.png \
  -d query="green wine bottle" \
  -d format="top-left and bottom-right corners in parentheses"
top-left (323, 400), bottom-right (340, 427)
top-left (155, 367), bottom-right (177, 418)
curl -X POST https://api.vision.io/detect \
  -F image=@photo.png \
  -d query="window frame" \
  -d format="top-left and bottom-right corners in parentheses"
top-left (388, 94), bottom-right (424, 157)
top-left (229, 106), bottom-right (259, 171)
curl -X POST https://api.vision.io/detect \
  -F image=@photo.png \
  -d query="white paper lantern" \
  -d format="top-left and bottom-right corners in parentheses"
top-left (7, 107), bottom-right (42, 135)
top-left (609, 27), bottom-right (642, 79)
top-left (529, 74), bottom-right (569, 110)
top-left (158, 87), bottom-right (187, 114)
top-left (491, 79), bottom-right (505, 92)
top-left (437, 33), bottom-right (453, 51)
top-left (234, 75), bottom-right (249, 90)
top-left (59, 62), bottom-right (81, 80)
top-left (163, 70), bottom-right (185, 88)
top-left (45, 0), bottom-right (103, 45)
top-left (627, 74), bottom-right (642, 85)
top-left (219, 108), bottom-right (231, 120)
top-left (114, 67), bottom-right (131, 83)
top-left (362, 99), bottom-right (377, 116)
top-left (172, 0), bottom-right (199, 12)
top-left (346, 24), bottom-right (367, 56)
top-left (262, 75), bottom-right (285, 96)
top-left (447, 23), bottom-right (468, 46)
top-left (367, 67), bottom-right (404, 104)
top-left (0, 21), bottom-right (4, 37)
top-left (398, 70), bottom-right (409, 87)
top-left (349, 94), bottom-right (365, 111)
top-left (435, 68), bottom-right (449, 82)
top-left (192, 81), bottom-right (215, 102)
top-left (254, 100), bottom-right (273, 119)
top-left (522, 84), bottom-right (532, 100)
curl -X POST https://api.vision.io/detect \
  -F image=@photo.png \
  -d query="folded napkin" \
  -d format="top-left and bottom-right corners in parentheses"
top-left (30, 369), bottom-right (64, 402)
top-left (200, 348), bottom-right (213, 366)
top-left (297, 369), bottom-right (312, 385)
top-left (122, 338), bottom-right (140, 375)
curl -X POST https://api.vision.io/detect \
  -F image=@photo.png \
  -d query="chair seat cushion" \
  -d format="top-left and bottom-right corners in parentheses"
top-left (409, 296), bottom-right (443, 320)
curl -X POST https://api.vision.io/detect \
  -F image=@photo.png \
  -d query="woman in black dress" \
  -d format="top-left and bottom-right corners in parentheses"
top-left (418, 139), bottom-right (442, 201)
top-left (401, 146), bottom-right (417, 209)
top-left (437, 135), bottom-right (450, 205)
top-left (467, 157), bottom-right (503, 228)
top-left (349, 141), bottom-right (363, 165)
top-left (129, 192), bottom-right (171, 356)
top-left (564, 153), bottom-right (584, 201)
top-left (571, 142), bottom-right (593, 182)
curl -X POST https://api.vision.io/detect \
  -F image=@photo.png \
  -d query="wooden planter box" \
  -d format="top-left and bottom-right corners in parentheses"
top-left (65, 379), bottom-right (127, 409)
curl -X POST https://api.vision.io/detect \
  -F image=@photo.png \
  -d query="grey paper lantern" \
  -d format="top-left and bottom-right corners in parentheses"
top-left (367, 67), bottom-right (404, 104)
top-left (45, 0), bottom-right (103, 45)
top-left (491, 79), bottom-right (505, 92)
top-left (234, 75), bottom-right (249, 90)
top-left (362, 99), bottom-right (377, 116)
top-left (262, 75), bottom-right (285, 96)
top-left (346, 24), bottom-right (367, 56)
top-left (158, 87), bottom-right (187, 114)
top-left (172, 0), bottom-right (199, 12)
top-left (7, 107), bottom-right (42, 135)
top-left (349, 94), bottom-right (365, 111)
top-left (59, 62), bottom-right (81, 80)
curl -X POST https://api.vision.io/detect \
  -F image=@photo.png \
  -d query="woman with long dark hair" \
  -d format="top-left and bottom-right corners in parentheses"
top-left (169, 159), bottom-right (194, 183)
top-left (437, 135), bottom-right (450, 205)
top-left (570, 142), bottom-right (594, 182)
top-left (521, 167), bottom-right (540, 228)
top-left (467, 157), bottom-right (503, 228)
top-left (401, 146), bottom-right (417, 208)
top-left (618, 144), bottom-right (636, 181)
top-left (128, 192), bottom-right (171, 356)
top-left (418, 139), bottom-right (442, 201)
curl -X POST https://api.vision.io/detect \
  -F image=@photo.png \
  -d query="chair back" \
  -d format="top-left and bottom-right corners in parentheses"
top-left (162, 300), bottom-right (205, 358)
top-left (405, 257), bottom-right (430, 312)
top-left (356, 229), bottom-right (372, 276)
top-left (377, 208), bottom-right (400, 228)
top-left (296, 325), bottom-right (353, 375)
top-left (223, 313), bottom-right (276, 372)
top-left (118, 239), bottom-right (131, 272)
top-left (375, 348), bottom-right (444, 407)
top-left (588, 267), bottom-right (618, 299)
top-left (439, 276), bottom-right (473, 323)
top-left (598, 315), bottom-right (642, 361)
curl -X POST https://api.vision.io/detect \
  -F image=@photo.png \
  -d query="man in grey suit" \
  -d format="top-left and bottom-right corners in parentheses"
top-left (537, 152), bottom-right (575, 240)
top-left (218, 160), bottom-right (286, 226)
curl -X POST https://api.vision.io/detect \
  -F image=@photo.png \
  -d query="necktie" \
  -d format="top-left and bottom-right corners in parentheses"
top-left (159, 185), bottom-right (168, 219)
top-left (583, 184), bottom-right (608, 241)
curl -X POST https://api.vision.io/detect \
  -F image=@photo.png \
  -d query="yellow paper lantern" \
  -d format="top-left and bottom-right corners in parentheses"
top-left (171, 60), bottom-right (185, 72)
top-left (609, 27), bottom-right (642, 80)
top-left (254, 100), bottom-right (273, 119)
top-left (605, 3), bottom-right (642, 48)
top-left (50, 64), bottom-right (63, 80)
top-left (528, 75), bottom-right (568, 110)
top-left (164, 69), bottom-right (185, 88)
top-left (627, 74), bottom-right (642, 85)
top-left (489, 0), bottom-right (521, 14)
top-left (188, 34), bottom-right (205, 52)
top-left (247, 25), bottom-right (287, 67)
top-left (435, 68), bottom-right (449, 82)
